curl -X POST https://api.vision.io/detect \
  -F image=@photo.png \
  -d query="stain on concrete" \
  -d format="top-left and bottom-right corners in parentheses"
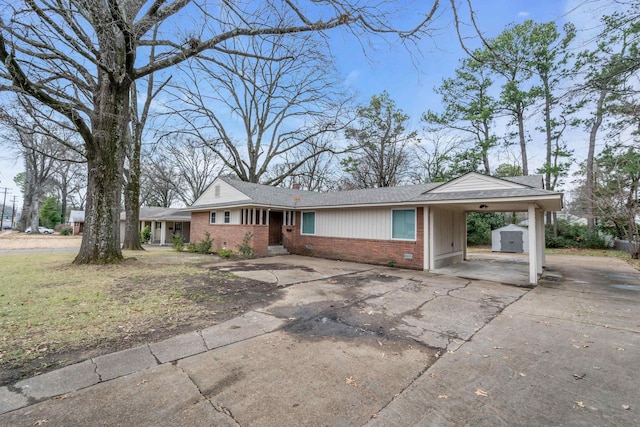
top-left (211, 263), bottom-right (317, 273)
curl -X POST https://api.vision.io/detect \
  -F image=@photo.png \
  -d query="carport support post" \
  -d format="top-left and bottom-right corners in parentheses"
top-left (536, 209), bottom-right (545, 271)
top-left (528, 204), bottom-right (539, 285)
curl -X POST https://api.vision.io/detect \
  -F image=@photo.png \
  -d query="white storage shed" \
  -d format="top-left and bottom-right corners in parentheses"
top-left (492, 224), bottom-right (529, 253)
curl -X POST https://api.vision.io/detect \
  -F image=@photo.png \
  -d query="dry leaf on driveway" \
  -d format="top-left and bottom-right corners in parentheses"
top-left (475, 389), bottom-right (488, 397)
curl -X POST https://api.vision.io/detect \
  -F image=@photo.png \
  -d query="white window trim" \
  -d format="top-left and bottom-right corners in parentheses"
top-left (224, 211), bottom-right (231, 224)
top-left (210, 211), bottom-right (217, 224)
top-left (301, 211), bottom-right (316, 235)
top-left (391, 208), bottom-right (417, 241)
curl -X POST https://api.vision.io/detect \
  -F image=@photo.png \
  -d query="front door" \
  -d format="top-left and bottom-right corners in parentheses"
top-left (268, 211), bottom-right (283, 245)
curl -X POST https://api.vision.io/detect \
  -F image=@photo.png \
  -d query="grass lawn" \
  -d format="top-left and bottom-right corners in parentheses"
top-left (0, 250), bottom-right (279, 385)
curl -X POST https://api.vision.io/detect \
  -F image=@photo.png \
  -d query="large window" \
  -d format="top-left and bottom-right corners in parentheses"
top-left (301, 211), bottom-right (315, 235)
top-left (210, 212), bottom-right (216, 224)
top-left (392, 209), bottom-right (416, 240)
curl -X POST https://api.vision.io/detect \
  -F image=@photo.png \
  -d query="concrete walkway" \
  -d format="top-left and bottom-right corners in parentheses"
top-left (1, 254), bottom-right (638, 426)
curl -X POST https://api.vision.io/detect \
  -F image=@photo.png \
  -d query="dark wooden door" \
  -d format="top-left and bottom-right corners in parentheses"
top-left (268, 211), bottom-right (283, 245)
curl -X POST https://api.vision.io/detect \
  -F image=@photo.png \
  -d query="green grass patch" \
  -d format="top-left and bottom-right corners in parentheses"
top-left (0, 251), bottom-right (230, 373)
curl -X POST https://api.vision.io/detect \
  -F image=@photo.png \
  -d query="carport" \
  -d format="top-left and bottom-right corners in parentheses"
top-left (415, 174), bottom-right (563, 285)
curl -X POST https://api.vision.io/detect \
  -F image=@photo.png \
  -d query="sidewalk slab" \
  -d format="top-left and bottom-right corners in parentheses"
top-left (148, 330), bottom-right (207, 363)
top-left (201, 311), bottom-right (287, 349)
top-left (14, 359), bottom-right (98, 401)
top-left (94, 345), bottom-right (158, 381)
top-left (0, 386), bottom-right (29, 415)
top-left (0, 363), bottom-right (238, 426)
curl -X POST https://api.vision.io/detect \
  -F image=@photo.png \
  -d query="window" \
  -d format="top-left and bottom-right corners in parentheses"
top-left (301, 211), bottom-right (315, 235)
top-left (174, 223), bottom-right (182, 232)
top-left (224, 211), bottom-right (231, 223)
top-left (210, 212), bottom-right (216, 224)
top-left (392, 209), bottom-right (416, 240)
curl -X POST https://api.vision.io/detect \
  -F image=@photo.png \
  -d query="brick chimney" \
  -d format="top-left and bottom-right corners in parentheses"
top-left (292, 183), bottom-right (301, 190)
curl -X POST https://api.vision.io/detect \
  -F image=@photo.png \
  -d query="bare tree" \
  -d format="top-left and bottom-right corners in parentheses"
top-left (273, 138), bottom-right (340, 191)
top-left (140, 147), bottom-right (182, 208)
top-left (0, 103), bottom-right (74, 232)
top-left (170, 32), bottom-right (349, 185)
top-left (144, 135), bottom-right (224, 206)
top-left (51, 154), bottom-right (86, 226)
top-left (412, 130), bottom-right (465, 183)
top-left (0, 0), bottom-right (470, 263)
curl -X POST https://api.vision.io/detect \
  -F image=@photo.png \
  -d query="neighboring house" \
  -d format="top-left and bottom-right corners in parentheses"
top-left (70, 207), bottom-right (191, 244)
top-left (492, 224), bottom-right (529, 253)
top-left (67, 210), bottom-right (85, 235)
top-left (119, 207), bottom-right (191, 245)
top-left (186, 173), bottom-right (563, 285)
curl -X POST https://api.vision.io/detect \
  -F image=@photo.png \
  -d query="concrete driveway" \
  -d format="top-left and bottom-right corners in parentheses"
top-left (1, 254), bottom-right (639, 426)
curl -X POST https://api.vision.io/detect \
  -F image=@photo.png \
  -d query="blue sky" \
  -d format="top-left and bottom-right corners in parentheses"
top-left (0, 0), bottom-right (621, 211)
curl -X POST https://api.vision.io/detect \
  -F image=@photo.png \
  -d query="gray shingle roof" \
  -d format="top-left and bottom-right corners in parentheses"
top-left (118, 207), bottom-right (191, 222)
top-left (219, 177), bottom-right (439, 208)
top-left (502, 175), bottom-right (544, 188)
top-left (190, 174), bottom-right (559, 210)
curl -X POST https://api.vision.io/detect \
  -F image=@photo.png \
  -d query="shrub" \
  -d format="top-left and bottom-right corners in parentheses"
top-left (217, 248), bottom-right (233, 258)
top-left (59, 227), bottom-right (73, 236)
top-left (172, 233), bottom-right (184, 252)
top-left (186, 232), bottom-right (213, 254)
top-left (140, 225), bottom-right (151, 244)
top-left (546, 218), bottom-right (607, 249)
top-left (237, 232), bottom-right (254, 258)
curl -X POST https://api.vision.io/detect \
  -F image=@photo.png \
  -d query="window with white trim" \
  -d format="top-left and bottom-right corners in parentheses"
top-left (210, 212), bottom-right (216, 224)
top-left (391, 209), bottom-right (416, 240)
top-left (301, 211), bottom-right (315, 235)
top-left (224, 211), bottom-right (231, 223)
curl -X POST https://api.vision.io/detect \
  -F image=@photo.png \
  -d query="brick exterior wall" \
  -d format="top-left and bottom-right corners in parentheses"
top-left (282, 208), bottom-right (424, 270)
top-left (190, 212), bottom-right (270, 257)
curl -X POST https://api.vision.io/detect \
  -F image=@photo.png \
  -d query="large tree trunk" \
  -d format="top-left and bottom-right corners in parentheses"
top-left (74, 80), bottom-right (129, 264)
top-left (29, 191), bottom-right (42, 233)
top-left (586, 90), bottom-right (607, 232)
top-left (122, 164), bottom-right (143, 250)
top-left (517, 108), bottom-right (528, 176)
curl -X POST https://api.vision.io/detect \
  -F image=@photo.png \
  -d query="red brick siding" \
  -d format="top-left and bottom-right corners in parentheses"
top-left (190, 212), bottom-right (269, 257)
top-left (282, 208), bottom-right (424, 270)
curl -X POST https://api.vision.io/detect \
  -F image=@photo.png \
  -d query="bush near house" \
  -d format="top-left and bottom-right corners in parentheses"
top-left (217, 248), bottom-right (233, 258)
top-left (172, 233), bottom-right (184, 252)
top-left (236, 232), bottom-right (254, 258)
top-left (186, 232), bottom-right (213, 254)
top-left (140, 225), bottom-right (151, 244)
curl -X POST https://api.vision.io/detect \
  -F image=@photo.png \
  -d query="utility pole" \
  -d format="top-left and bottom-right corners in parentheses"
top-left (10, 196), bottom-right (18, 229)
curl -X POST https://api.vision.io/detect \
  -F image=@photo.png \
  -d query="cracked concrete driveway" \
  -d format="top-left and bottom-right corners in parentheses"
top-left (2, 254), bottom-right (638, 426)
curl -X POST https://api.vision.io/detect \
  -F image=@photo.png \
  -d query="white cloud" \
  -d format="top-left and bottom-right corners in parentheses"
top-left (518, 11), bottom-right (530, 17)
top-left (344, 69), bottom-right (360, 87)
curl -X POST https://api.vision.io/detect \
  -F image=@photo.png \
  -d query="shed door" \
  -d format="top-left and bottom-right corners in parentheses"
top-left (500, 230), bottom-right (523, 253)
